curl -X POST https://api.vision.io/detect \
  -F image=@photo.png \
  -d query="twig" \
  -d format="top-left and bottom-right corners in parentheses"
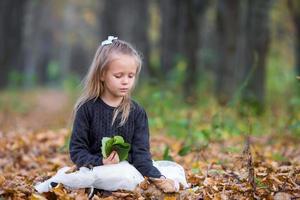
top-left (246, 136), bottom-right (255, 190)
top-left (243, 129), bottom-right (256, 195)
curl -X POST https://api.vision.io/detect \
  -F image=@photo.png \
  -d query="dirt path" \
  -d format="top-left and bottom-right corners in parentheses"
top-left (0, 89), bottom-right (72, 132)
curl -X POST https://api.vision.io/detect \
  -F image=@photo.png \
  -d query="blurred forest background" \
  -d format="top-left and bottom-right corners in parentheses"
top-left (1, 0), bottom-right (300, 199)
top-left (0, 0), bottom-right (300, 138)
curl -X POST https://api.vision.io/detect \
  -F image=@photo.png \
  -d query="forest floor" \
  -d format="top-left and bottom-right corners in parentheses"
top-left (0, 89), bottom-right (299, 200)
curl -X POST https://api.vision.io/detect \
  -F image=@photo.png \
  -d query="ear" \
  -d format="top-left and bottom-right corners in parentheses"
top-left (100, 71), bottom-right (105, 81)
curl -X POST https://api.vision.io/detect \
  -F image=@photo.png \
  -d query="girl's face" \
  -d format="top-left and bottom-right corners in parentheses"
top-left (101, 54), bottom-right (138, 100)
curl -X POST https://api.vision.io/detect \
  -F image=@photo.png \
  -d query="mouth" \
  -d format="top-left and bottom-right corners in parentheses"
top-left (120, 88), bottom-right (129, 92)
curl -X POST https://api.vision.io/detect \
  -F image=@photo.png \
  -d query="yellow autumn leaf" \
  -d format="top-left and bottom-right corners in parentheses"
top-left (0, 175), bottom-right (5, 186)
top-left (29, 193), bottom-right (47, 200)
top-left (164, 194), bottom-right (177, 200)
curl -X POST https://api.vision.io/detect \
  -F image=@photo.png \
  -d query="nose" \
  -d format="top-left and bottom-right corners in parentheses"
top-left (121, 77), bottom-right (129, 85)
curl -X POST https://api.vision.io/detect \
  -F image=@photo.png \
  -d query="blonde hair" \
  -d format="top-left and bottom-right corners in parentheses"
top-left (74, 39), bottom-right (142, 126)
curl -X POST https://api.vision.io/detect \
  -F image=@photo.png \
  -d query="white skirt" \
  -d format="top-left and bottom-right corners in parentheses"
top-left (34, 160), bottom-right (189, 193)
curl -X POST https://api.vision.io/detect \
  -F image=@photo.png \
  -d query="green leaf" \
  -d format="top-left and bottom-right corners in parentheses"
top-left (113, 135), bottom-right (125, 145)
top-left (289, 121), bottom-right (300, 130)
top-left (101, 137), bottom-right (112, 158)
top-left (163, 146), bottom-right (173, 161)
top-left (101, 135), bottom-right (131, 161)
top-left (178, 145), bottom-right (191, 156)
top-left (112, 143), bottom-right (131, 161)
top-left (105, 138), bottom-right (114, 158)
top-left (191, 168), bottom-right (200, 174)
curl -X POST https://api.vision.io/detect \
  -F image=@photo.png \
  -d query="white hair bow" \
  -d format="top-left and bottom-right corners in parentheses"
top-left (101, 36), bottom-right (118, 46)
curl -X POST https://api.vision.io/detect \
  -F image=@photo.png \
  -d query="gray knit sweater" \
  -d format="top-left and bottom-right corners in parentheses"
top-left (69, 98), bottom-right (161, 178)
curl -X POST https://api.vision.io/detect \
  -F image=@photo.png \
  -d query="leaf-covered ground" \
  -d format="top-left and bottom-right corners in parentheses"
top-left (0, 90), bottom-right (300, 199)
top-left (1, 128), bottom-right (300, 199)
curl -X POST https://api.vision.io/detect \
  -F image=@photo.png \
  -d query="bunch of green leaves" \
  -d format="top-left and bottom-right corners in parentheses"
top-left (101, 135), bottom-right (131, 161)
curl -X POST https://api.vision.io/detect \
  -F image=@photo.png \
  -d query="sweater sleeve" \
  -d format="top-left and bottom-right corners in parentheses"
top-left (69, 104), bottom-right (103, 168)
top-left (131, 107), bottom-right (161, 178)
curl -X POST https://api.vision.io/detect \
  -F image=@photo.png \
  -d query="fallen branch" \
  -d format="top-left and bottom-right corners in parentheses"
top-left (243, 135), bottom-right (256, 193)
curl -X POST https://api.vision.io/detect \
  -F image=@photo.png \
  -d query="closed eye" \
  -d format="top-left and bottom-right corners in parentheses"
top-left (128, 73), bottom-right (135, 78)
top-left (114, 74), bottom-right (122, 78)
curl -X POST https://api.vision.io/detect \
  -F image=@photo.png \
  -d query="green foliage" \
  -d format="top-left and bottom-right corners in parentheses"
top-left (0, 90), bottom-right (33, 114)
top-left (8, 70), bottom-right (23, 89)
top-left (191, 168), bottom-right (200, 174)
top-left (163, 146), bottom-right (173, 161)
top-left (272, 152), bottom-right (289, 162)
top-left (289, 121), bottom-right (300, 136)
top-left (101, 136), bottom-right (131, 161)
top-left (133, 63), bottom-right (300, 152)
top-left (178, 145), bottom-right (192, 156)
top-left (47, 61), bottom-right (61, 83)
top-left (62, 74), bottom-right (80, 97)
top-left (255, 177), bottom-right (269, 189)
top-left (168, 54), bottom-right (187, 84)
top-left (221, 146), bottom-right (241, 154)
top-left (24, 73), bottom-right (37, 88)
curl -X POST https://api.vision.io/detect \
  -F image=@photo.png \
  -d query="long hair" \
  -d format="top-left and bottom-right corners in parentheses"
top-left (74, 39), bottom-right (142, 126)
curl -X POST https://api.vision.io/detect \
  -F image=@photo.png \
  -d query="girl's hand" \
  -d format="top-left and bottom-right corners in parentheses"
top-left (149, 177), bottom-right (179, 193)
top-left (102, 151), bottom-right (120, 165)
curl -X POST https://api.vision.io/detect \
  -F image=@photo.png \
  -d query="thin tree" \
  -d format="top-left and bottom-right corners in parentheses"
top-left (0, 0), bottom-right (27, 88)
top-left (215, 0), bottom-right (273, 110)
top-left (241, 0), bottom-right (273, 112)
top-left (288, 0), bottom-right (300, 76)
top-left (160, 0), bottom-right (209, 102)
top-left (100, 0), bottom-right (151, 77)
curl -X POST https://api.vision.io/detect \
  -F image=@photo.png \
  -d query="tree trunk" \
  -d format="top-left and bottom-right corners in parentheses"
top-left (215, 0), bottom-right (272, 108)
top-left (288, 0), bottom-right (300, 76)
top-left (0, 0), bottom-right (27, 88)
top-left (215, 0), bottom-right (241, 105)
top-left (183, 0), bottom-right (210, 102)
top-left (70, 44), bottom-right (89, 77)
top-left (159, 0), bottom-right (181, 79)
top-left (160, 0), bottom-right (209, 102)
top-left (241, 0), bottom-right (273, 112)
top-left (100, 0), bottom-right (151, 77)
top-left (23, 0), bottom-right (56, 86)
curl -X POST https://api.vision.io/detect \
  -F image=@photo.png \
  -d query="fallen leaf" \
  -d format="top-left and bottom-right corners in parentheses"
top-left (273, 192), bottom-right (291, 200)
top-left (164, 194), bottom-right (177, 200)
top-left (29, 193), bottom-right (47, 200)
top-left (0, 175), bottom-right (5, 186)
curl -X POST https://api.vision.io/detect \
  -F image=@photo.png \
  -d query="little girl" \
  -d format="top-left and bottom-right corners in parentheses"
top-left (69, 36), bottom-right (176, 192)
